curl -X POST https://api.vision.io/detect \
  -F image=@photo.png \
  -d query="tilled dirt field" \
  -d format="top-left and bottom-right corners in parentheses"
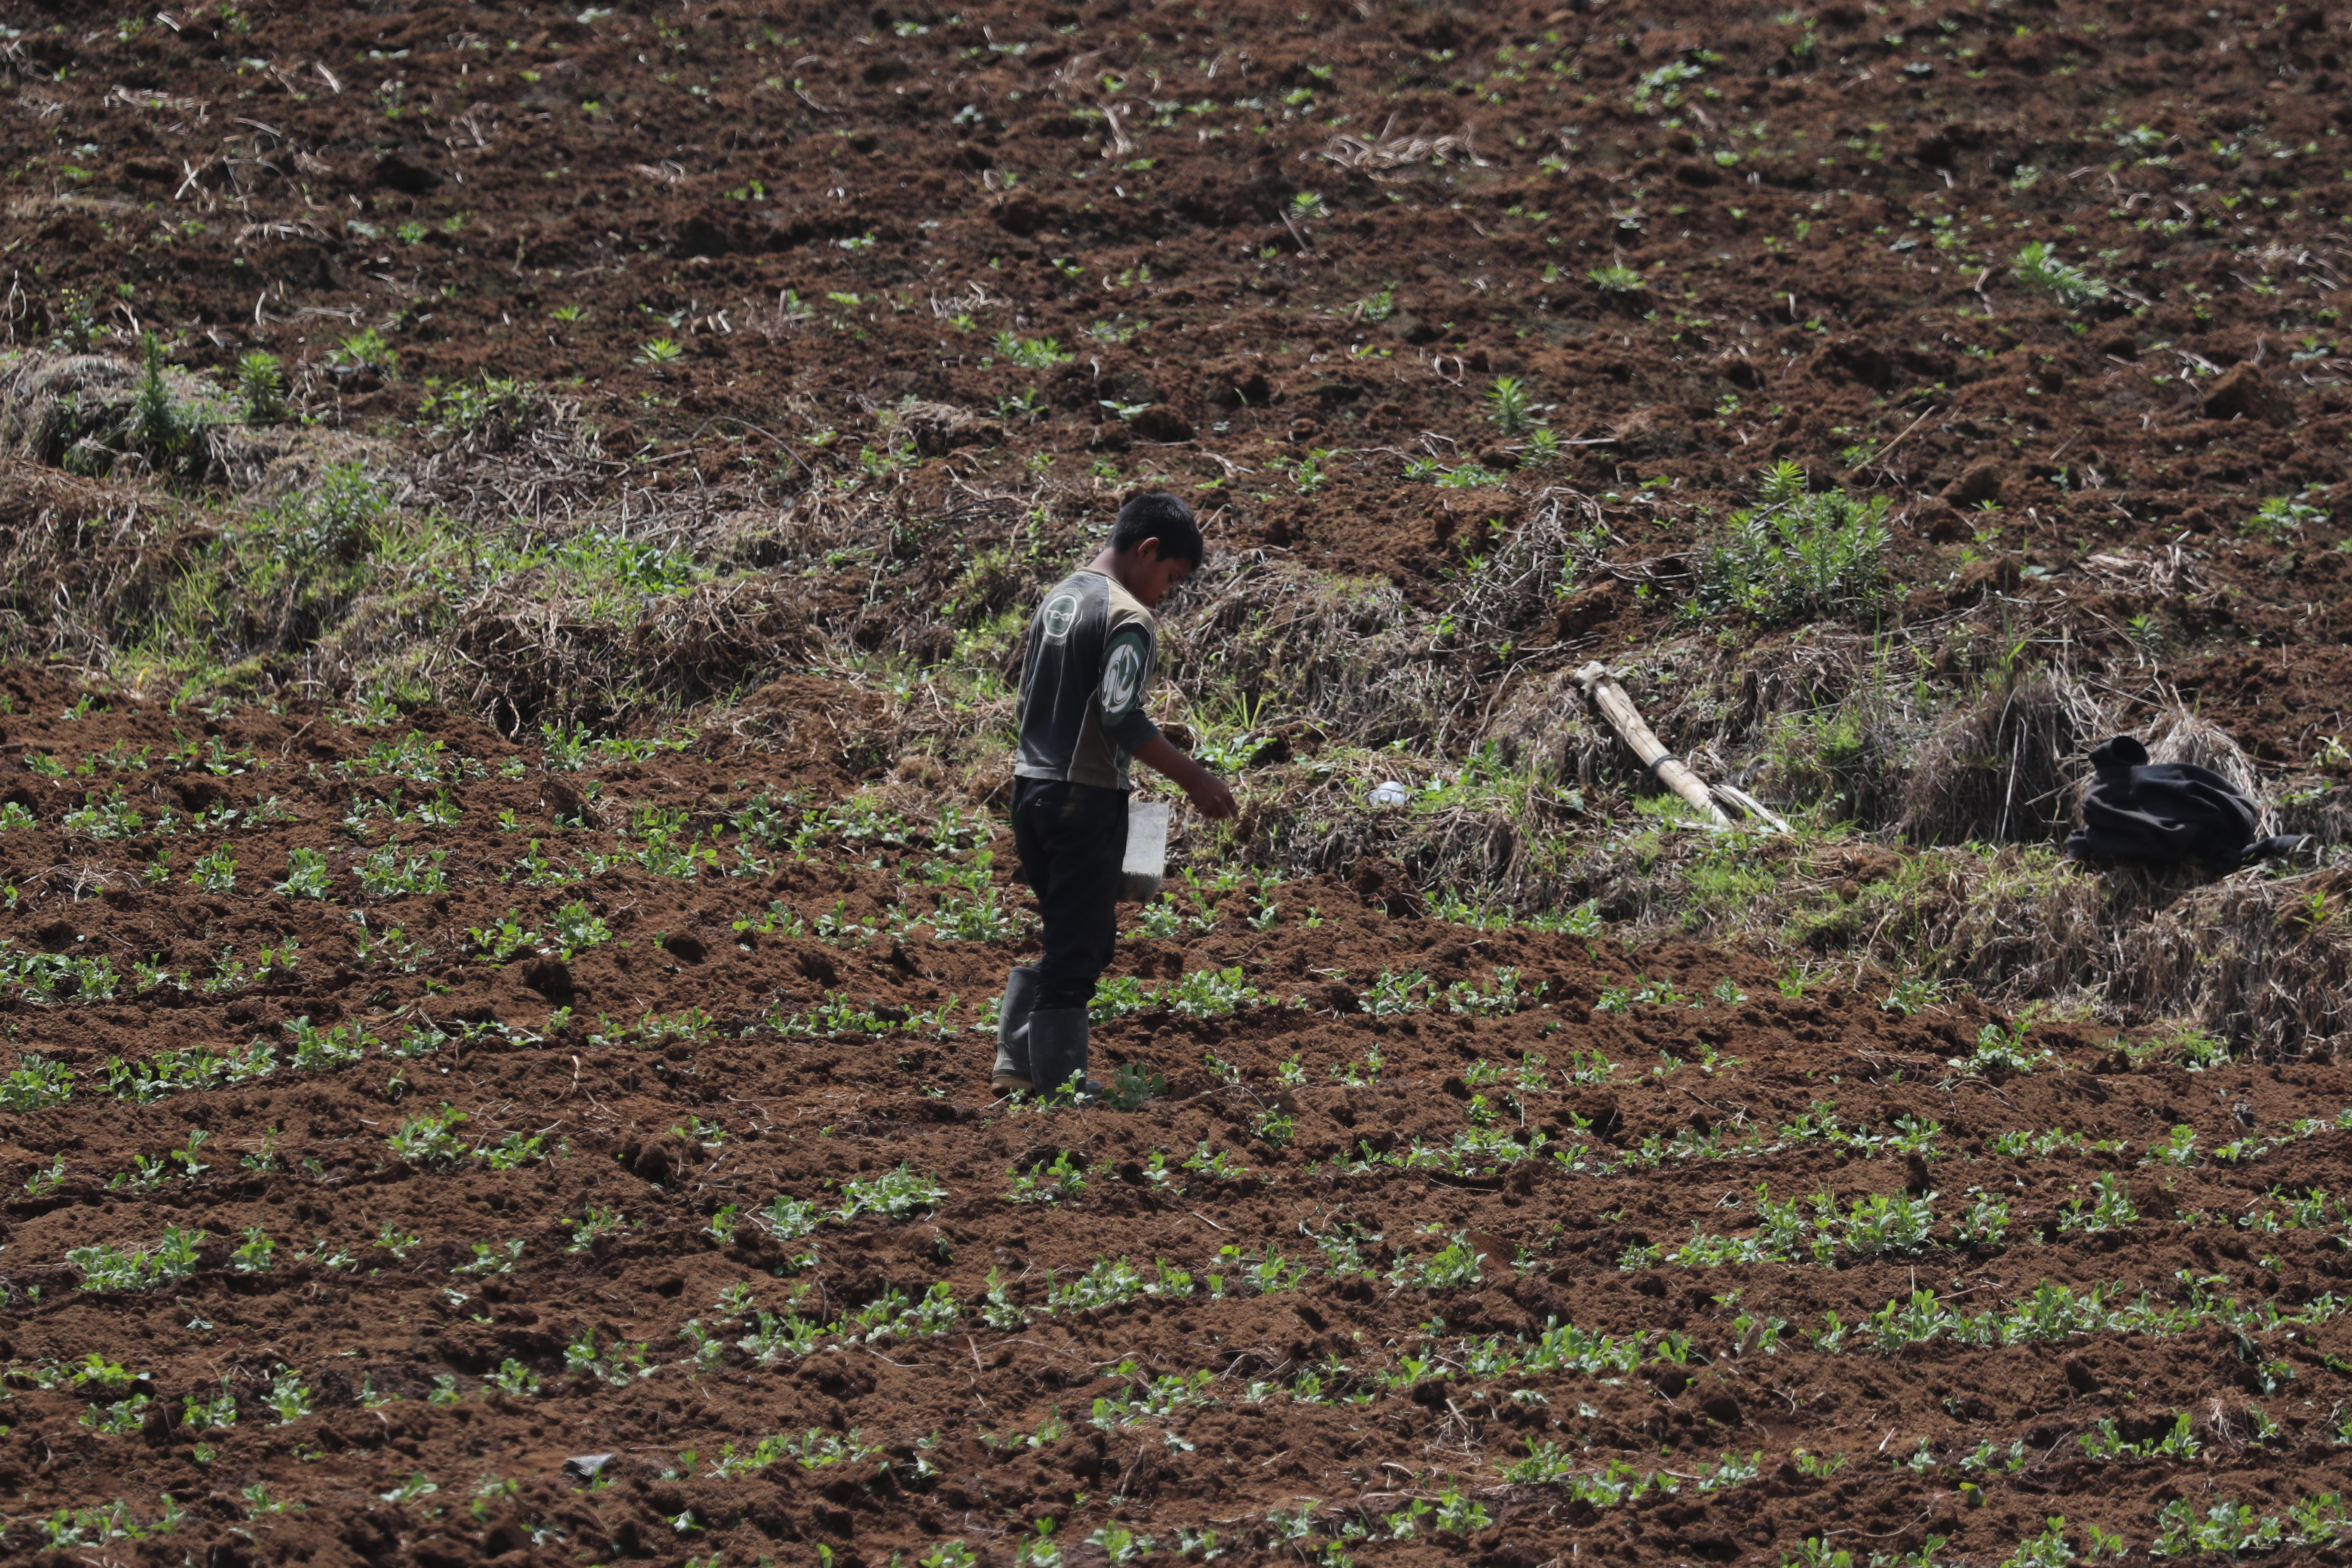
top-left (7, 0), bottom-right (2352, 1564)
top-left (5, 0), bottom-right (2352, 673)
top-left (0, 676), bottom-right (2347, 1566)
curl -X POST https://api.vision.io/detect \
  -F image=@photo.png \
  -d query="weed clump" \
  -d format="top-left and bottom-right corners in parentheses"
top-left (1687, 462), bottom-right (1890, 624)
top-left (418, 374), bottom-right (547, 451)
top-left (260, 461), bottom-right (386, 562)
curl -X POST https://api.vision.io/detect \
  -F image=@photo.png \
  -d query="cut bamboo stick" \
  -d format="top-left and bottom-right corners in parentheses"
top-left (1574, 662), bottom-right (1734, 828)
top-left (1713, 781), bottom-right (1792, 835)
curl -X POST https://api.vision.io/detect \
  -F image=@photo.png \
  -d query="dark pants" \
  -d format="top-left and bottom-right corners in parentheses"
top-left (1011, 776), bottom-right (1127, 1011)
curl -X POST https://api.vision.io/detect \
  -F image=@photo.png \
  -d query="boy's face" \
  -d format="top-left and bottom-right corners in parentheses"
top-left (1122, 539), bottom-right (1194, 607)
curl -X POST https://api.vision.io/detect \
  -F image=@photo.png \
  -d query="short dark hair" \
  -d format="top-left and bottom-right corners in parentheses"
top-left (1110, 492), bottom-right (1203, 567)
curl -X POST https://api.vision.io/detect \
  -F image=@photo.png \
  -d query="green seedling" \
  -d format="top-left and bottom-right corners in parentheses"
top-left (1006, 1150), bottom-right (1086, 1204)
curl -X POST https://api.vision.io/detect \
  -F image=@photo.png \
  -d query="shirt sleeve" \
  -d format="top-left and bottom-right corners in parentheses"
top-left (1096, 624), bottom-right (1161, 755)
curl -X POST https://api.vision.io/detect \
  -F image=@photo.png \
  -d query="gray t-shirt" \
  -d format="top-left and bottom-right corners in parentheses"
top-left (1014, 568), bottom-right (1162, 790)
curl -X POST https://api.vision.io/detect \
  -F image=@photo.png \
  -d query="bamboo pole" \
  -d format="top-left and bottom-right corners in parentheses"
top-left (1713, 782), bottom-right (1792, 835)
top-left (1574, 662), bottom-right (1735, 828)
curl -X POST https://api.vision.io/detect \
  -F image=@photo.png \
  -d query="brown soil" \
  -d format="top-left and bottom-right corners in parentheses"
top-left (0, 674), bottom-right (2348, 1567)
top-left (6, 1), bottom-right (2352, 1565)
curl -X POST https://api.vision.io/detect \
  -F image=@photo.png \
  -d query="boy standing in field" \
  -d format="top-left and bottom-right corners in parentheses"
top-left (993, 493), bottom-right (1238, 1101)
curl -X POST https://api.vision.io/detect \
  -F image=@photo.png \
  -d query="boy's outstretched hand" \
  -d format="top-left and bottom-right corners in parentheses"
top-left (1133, 734), bottom-right (1239, 820)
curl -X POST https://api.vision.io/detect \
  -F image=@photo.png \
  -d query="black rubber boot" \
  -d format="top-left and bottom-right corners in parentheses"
top-left (1024, 1008), bottom-right (1100, 1106)
top-left (991, 966), bottom-right (1041, 1096)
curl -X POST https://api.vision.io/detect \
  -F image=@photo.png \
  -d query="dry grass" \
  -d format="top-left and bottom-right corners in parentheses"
top-left (1317, 116), bottom-right (1487, 177)
top-left (1478, 659), bottom-right (1654, 798)
top-left (2111, 864), bottom-right (2352, 1059)
top-left (0, 458), bottom-right (203, 669)
top-left (1161, 550), bottom-right (1451, 746)
top-left (1899, 671), bottom-right (2104, 845)
top-left (208, 423), bottom-right (398, 505)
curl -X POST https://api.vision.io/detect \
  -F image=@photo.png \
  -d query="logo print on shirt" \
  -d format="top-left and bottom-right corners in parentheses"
top-left (1040, 593), bottom-right (1080, 642)
top-left (1101, 639), bottom-right (1145, 715)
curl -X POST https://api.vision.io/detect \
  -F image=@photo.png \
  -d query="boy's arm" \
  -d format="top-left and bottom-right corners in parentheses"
top-left (1095, 615), bottom-right (1234, 817)
top-left (1133, 732), bottom-right (1237, 820)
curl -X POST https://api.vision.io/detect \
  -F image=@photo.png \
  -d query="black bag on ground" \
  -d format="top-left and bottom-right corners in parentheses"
top-left (2064, 736), bottom-right (2302, 872)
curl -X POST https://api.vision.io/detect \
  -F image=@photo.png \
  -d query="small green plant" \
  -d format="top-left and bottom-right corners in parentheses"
top-left (188, 845), bottom-right (238, 892)
top-left (457, 1239), bottom-right (524, 1277)
top-left (2011, 242), bottom-right (2108, 309)
top-left (548, 900), bottom-right (612, 957)
top-left (183, 1382), bottom-right (239, 1431)
top-left (1183, 1142), bottom-right (1249, 1181)
top-left (266, 1367), bottom-right (313, 1424)
top-left (68, 1230), bottom-right (204, 1291)
top-left (1962, 1021), bottom-right (2052, 1075)
top-left (1831, 1192), bottom-right (1929, 1258)
top-left (565, 1207), bottom-right (626, 1254)
top-left (1359, 968), bottom-right (1429, 1016)
top-left (635, 337), bottom-right (684, 366)
top-left (132, 332), bottom-right (206, 469)
top-left (469, 909), bottom-right (542, 962)
top-left (1955, 1189), bottom-right (2013, 1248)
top-left (992, 331), bottom-right (1072, 369)
top-left (420, 374), bottom-right (543, 445)
top-left (1282, 447), bottom-right (1333, 495)
top-left (274, 847), bottom-right (333, 900)
top-left (1434, 1487), bottom-right (1492, 1533)
top-left (1104, 1061), bottom-right (1165, 1110)
top-left (485, 1359), bottom-right (541, 1397)
top-left (331, 327), bottom-right (400, 379)
top-left (388, 1105), bottom-right (469, 1168)
top-left (2058, 1172), bottom-right (2139, 1234)
top-left (1400, 1231), bottom-right (1485, 1290)
top-left (236, 351), bottom-right (286, 424)
top-left (1589, 263), bottom-right (1646, 293)
top-left (2003, 1516), bottom-right (2076, 1568)
top-left (1486, 376), bottom-right (1535, 435)
top-left (358, 842), bottom-right (450, 900)
top-left (836, 1164), bottom-right (948, 1222)
top-left (1006, 1150), bottom-right (1086, 1204)
top-left (1, 1054), bottom-right (74, 1111)
top-left (2247, 495), bottom-right (2326, 542)
top-left (231, 1225), bottom-right (277, 1274)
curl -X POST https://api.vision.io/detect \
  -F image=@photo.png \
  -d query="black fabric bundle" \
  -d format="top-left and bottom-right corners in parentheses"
top-left (2064, 736), bottom-right (2304, 871)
